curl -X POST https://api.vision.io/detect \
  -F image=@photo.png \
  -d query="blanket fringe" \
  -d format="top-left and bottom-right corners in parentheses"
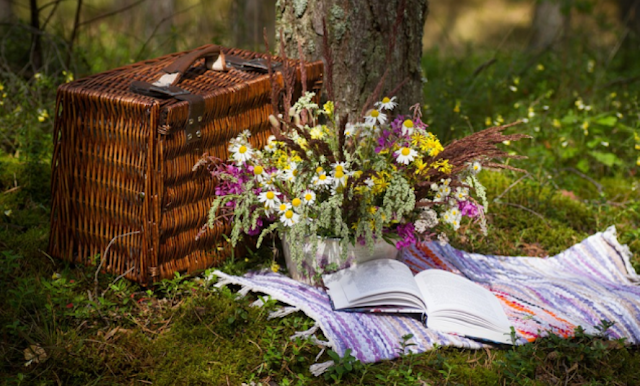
top-left (290, 324), bottom-right (319, 340)
top-left (237, 285), bottom-right (251, 298)
top-left (310, 360), bottom-right (334, 376)
top-left (268, 306), bottom-right (300, 319)
top-left (250, 297), bottom-right (265, 308)
top-left (309, 335), bottom-right (332, 347)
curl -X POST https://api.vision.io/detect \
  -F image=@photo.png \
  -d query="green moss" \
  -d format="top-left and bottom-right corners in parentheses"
top-left (293, 0), bottom-right (308, 18)
top-left (329, 5), bottom-right (347, 42)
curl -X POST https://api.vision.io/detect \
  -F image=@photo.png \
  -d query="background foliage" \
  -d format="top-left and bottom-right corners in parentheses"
top-left (0, 0), bottom-right (639, 384)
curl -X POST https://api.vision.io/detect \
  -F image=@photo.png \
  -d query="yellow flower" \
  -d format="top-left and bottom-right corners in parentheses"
top-left (453, 101), bottom-right (460, 114)
top-left (536, 64), bottom-right (545, 71)
top-left (37, 109), bottom-right (49, 123)
top-left (271, 261), bottom-right (280, 273)
top-left (431, 159), bottom-right (452, 174)
top-left (414, 157), bottom-right (429, 175)
top-left (309, 126), bottom-right (324, 139)
top-left (485, 117), bottom-right (492, 126)
top-left (323, 101), bottom-right (334, 118)
top-left (552, 119), bottom-right (562, 128)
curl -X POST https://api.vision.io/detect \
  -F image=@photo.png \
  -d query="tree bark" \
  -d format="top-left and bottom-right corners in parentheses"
top-left (619, 0), bottom-right (640, 37)
top-left (529, 0), bottom-right (569, 52)
top-left (277, 0), bottom-right (429, 118)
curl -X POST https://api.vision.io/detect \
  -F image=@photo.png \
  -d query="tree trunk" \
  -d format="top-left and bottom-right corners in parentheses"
top-left (619, 0), bottom-right (640, 37)
top-left (277, 0), bottom-right (429, 118)
top-left (529, 0), bottom-right (569, 52)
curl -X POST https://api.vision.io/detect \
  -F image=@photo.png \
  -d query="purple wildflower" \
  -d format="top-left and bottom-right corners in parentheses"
top-left (395, 222), bottom-right (416, 249)
top-left (459, 200), bottom-right (481, 217)
top-left (245, 217), bottom-right (263, 236)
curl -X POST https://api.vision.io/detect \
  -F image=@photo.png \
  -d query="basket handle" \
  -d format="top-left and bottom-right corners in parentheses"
top-left (153, 45), bottom-right (227, 87)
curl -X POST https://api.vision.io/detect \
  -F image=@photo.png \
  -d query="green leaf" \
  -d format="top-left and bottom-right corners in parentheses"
top-left (594, 115), bottom-right (617, 127)
top-left (589, 151), bottom-right (621, 167)
top-left (576, 158), bottom-right (590, 173)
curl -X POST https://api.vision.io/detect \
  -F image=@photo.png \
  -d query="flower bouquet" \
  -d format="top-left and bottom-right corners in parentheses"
top-left (197, 89), bottom-right (527, 283)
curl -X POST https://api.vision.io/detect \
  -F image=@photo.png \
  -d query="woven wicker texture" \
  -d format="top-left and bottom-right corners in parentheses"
top-left (49, 45), bottom-right (323, 284)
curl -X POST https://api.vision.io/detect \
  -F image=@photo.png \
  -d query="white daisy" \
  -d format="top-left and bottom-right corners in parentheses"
top-left (282, 162), bottom-right (300, 182)
top-left (277, 202), bottom-right (292, 214)
top-left (364, 109), bottom-right (387, 126)
top-left (470, 161), bottom-right (482, 174)
top-left (258, 190), bottom-right (280, 209)
top-left (240, 129), bottom-right (252, 139)
top-left (394, 146), bottom-right (418, 165)
top-left (401, 119), bottom-right (415, 136)
top-left (454, 187), bottom-right (469, 201)
top-left (253, 165), bottom-right (266, 182)
top-left (263, 135), bottom-right (277, 153)
top-left (374, 96), bottom-right (398, 111)
top-left (280, 210), bottom-right (300, 227)
top-left (364, 178), bottom-right (375, 188)
top-left (344, 123), bottom-right (356, 138)
top-left (311, 173), bottom-right (333, 187)
top-left (302, 190), bottom-right (316, 205)
top-left (291, 197), bottom-right (303, 210)
top-left (438, 185), bottom-right (451, 197)
top-left (229, 142), bottom-right (254, 164)
top-left (333, 168), bottom-right (348, 187)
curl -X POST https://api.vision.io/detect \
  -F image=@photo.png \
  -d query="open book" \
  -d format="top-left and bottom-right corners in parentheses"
top-left (322, 259), bottom-right (513, 345)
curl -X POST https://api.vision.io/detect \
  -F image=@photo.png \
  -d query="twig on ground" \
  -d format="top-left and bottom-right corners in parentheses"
top-left (493, 173), bottom-right (531, 203)
top-left (94, 231), bottom-right (141, 298)
top-left (558, 167), bottom-right (603, 195)
top-left (497, 202), bottom-right (550, 227)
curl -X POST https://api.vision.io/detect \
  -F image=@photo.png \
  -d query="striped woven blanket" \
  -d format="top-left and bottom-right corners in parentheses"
top-left (212, 226), bottom-right (639, 372)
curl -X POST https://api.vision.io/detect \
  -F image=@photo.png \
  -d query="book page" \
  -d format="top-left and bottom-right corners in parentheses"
top-left (415, 269), bottom-right (512, 343)
top-left (323, 259), bottom-right (426, 311)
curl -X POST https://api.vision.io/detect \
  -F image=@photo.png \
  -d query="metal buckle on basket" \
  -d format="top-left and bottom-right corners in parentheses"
top-left (174, 94), bottom-right (205, 145)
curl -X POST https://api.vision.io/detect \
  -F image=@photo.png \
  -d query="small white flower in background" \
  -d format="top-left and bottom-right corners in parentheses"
top-left (302, 190), bottom-right (316, 205)
top-left (454, 187), bottom-right (469, 200)
top-left (394, 146), bottom-right (418, 165)
top-left (587, 59), bottom-right (595, 73)
top-left (441, 178), bottom-right (451, 186)
top-left (470, 161), bottom-right (482, 174)
top-left (433, 191), bottom-right (446, 202)
top-left (528, 107), bottom-right (535, 118)
top-left (364, 178), bottom-right (375, 188)
top-left (437, 232), bottom-right (449, 245)
top-left (419, 208), bottom-right (439, 228)
top-left (401, 119), bottom-right (415, 136)
top-left (263, 136), bottom-right (277, 152)
top-left (52, 272), bottom-right (62, 280)
top-left (365, 109), bottom-right (387, 126)
top-left (509, 85), bottom-right (518, 92)
top-left (344, 123), bottom-right (356, 138)
top-left (375, 96), bottom-right (398, 111)
top-left (601, 141), bottom-right (609, 147)
top-left (414, 219), bottom-right (430, 233)
top-left (241, 129), bottom-right (252, 139)
top-left (575, 98), bottom-right (586, 110)
top-left (438, 184), bottom-right (451, 197)
top-left (292, 91), bottom-right (318, 113)
top-left (258, 190), bottom-right (280, 209)
top-left (280, 210), bottom-right (300, 227)
top-left (229, 141), bottom-right (254, 164)
top-left (277, 202), bottom-right (292, 214)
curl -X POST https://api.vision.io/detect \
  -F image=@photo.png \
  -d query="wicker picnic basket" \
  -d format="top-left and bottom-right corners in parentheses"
top-left (48, 45), bottom-right (323, 285)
